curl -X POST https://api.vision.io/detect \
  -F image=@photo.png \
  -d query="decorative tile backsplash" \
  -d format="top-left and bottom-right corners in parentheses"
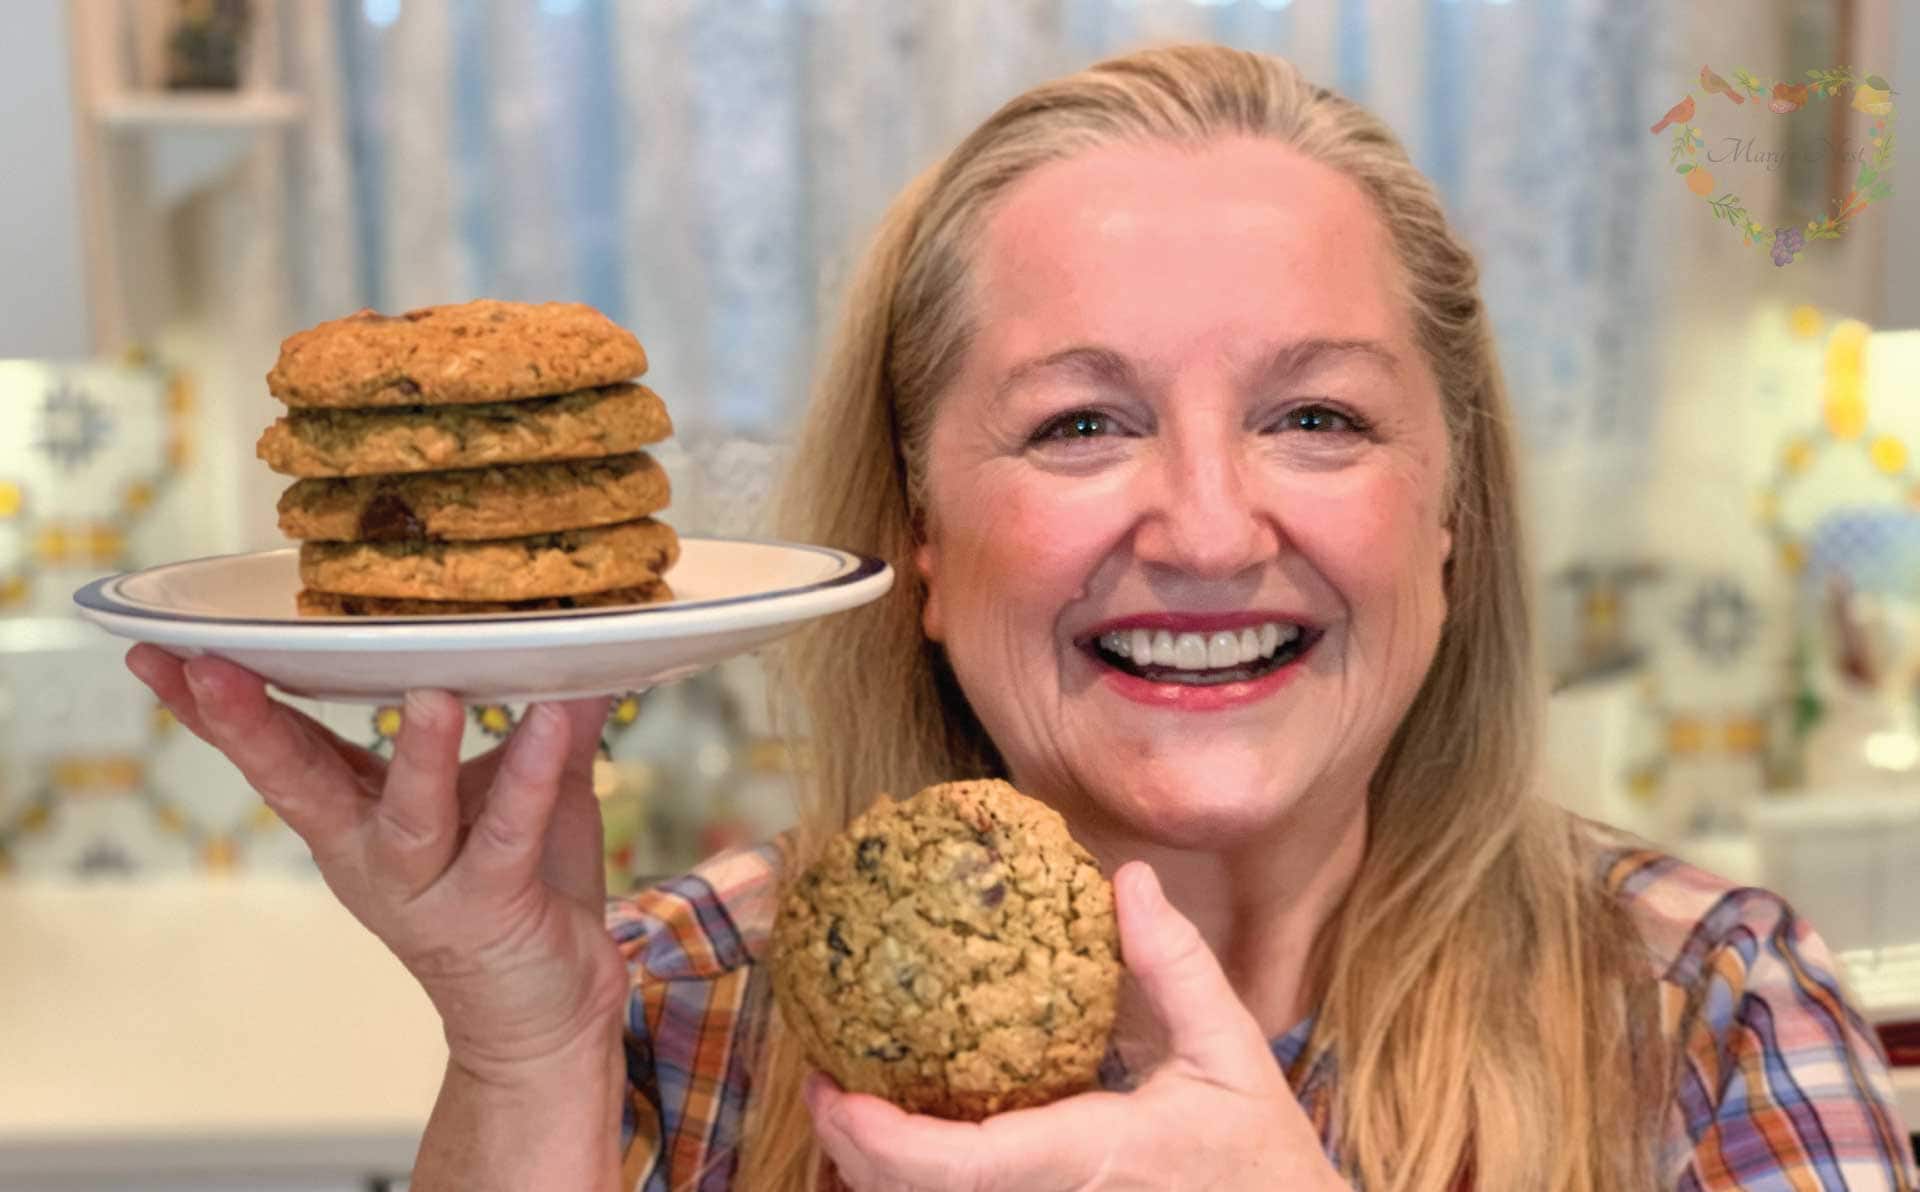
top-left (1580, 312), bottom-right (1920, 839)
top-left (0, 355), bottom-right (197, 617)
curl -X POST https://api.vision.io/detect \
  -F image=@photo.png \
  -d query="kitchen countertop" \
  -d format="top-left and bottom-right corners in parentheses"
top-left (0, 877), bottom-right (445, 1180)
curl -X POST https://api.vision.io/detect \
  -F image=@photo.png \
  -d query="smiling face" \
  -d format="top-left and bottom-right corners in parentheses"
top-left (914, 136), bottom-right (1456, 851)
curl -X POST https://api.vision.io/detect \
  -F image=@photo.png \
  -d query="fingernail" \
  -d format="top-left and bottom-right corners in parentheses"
top-left (1128, 862), bottom-right (1166, 914)
top-left (402, 690), bottom-right (446, 730)
top-left (523, 704), bottom-right (561, 739)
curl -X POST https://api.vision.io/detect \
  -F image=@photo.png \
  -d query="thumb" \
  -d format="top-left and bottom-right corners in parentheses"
top-left (1115, 861), bottom-right (1274, 1087)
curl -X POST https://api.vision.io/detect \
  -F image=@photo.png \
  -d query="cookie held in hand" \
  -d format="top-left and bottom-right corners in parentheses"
top-left (770, 780), bottom-right (1120, 1121)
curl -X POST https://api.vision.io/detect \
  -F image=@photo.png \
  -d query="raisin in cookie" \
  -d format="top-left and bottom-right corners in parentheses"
top-left (267, 300), bottom-right (648, 408)
top-left (256, 384), bottom-right (671, 478)
top-left (298, 516), bottom-right (678, 602)
top-left (277, 453), bottom-right (669, 543)
top-left (770, 780), bottom-right (1119, 1121)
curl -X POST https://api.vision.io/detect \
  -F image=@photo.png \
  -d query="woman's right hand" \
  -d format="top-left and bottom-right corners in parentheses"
top-left (125, 644), bottom-right (630, 1083)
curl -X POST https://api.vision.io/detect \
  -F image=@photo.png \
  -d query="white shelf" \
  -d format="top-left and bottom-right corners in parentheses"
top-left (1846, 944), bottom-right (1920, 1026)
top-left (68, 1), bottom-right (304, 349)
top-left (96, 90), bottom-right (304, 130)
top-left (91, 91), bottom-right (306, 211)
top-left (1895, 1068), bottom-right (1919, 1136)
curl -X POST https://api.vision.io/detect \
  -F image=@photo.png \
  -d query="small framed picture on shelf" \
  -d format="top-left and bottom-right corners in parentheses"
top-left (164, 0), bottom-right (254, 91)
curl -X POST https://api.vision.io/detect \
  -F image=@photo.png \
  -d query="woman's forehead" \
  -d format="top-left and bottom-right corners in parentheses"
top-left (969, 137), bottom-right (1411, 368)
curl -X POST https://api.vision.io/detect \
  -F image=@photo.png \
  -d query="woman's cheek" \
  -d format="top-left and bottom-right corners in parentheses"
top-left (965, 468), bottom-right (1139, 587)
top-left (1274, 467), bottom-right (1440, 592)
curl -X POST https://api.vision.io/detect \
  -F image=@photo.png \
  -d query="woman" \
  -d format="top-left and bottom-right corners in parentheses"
top-left (127, 45), bottom-right (1913, 1191)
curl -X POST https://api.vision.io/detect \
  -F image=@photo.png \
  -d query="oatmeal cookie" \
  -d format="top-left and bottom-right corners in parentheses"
top-left (769, 779), bottom-right (1120, 1121)
top-left (267, 300), bottom-right (648, 408)
top-left (255, 384), bottom-right (672, 478)
top-left (276, 453), bottom-right (669, 543)
top-left (296, 578), bottom-right (672, 617)
top-left (297, 516), bottom-right (679, 602)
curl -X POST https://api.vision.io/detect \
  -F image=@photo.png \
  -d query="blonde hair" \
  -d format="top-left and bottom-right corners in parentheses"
top-left (740, 44), bottom-right (1668, 1191)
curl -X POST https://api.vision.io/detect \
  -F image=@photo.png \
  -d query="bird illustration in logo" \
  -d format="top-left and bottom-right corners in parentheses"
top-left (1701, 65), bottom-right (1745, 104)
top-left (1651, 94), bottom-right (1696, 134)
top-left (1769, 81), bottom-right (1811, 113)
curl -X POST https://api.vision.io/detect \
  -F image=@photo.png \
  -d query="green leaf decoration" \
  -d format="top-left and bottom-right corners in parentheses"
top-left (1794, 686), bottom-right (1824, 737)
top-left (1678, 163), bottom-right (1694, 173)
top-left (1668, 125), bottom-right (1701, 165)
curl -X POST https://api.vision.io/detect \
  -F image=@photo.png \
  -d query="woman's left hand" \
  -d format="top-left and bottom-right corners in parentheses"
top-left (803, 861), bottom-right (1348, 1192)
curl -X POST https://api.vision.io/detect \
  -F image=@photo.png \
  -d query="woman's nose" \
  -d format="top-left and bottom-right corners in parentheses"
top-left (1131, 443), bottom-right (1279, 580)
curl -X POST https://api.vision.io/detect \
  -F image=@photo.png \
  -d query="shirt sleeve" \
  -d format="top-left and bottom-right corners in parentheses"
top-left (1671, 890), bottom-right (1917, 1191)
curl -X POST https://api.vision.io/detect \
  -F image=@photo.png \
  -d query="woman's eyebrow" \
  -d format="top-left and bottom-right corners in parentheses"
top-left (1251, 337), bottom-right (1404, 384)
top-left (993, 345), bottom-right (1137, 405)
top-left (994, 337), bottom-right (1401, 405)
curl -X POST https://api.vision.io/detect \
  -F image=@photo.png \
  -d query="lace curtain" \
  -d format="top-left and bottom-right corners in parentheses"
top-left (288, 0), bottom-right (1670, 552)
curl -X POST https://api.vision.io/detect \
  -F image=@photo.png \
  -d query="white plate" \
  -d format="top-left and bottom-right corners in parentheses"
top-left (74, 538), bottom-right (892, 703)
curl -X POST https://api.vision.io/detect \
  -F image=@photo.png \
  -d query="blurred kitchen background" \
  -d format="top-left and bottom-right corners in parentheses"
top-left (1, 0), bottom-right (1915, 1186)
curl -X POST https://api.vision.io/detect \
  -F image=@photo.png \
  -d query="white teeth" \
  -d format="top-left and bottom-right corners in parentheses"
top-left (1151, 631), bottom-right (1177, 667)
top-left (1097, 621), bottom-right (1306, 670)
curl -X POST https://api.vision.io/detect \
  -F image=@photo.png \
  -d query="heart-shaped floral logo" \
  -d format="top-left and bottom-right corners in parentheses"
top-left (1652, 66), bottom-right (1896, 265)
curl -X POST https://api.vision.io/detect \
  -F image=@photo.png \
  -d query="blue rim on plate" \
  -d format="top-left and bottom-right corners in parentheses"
top-left (74, 537), bottom-right (890, 628)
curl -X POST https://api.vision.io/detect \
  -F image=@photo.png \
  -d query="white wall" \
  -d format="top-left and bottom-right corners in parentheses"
top-left (0, 3), bottom-right (91, 359)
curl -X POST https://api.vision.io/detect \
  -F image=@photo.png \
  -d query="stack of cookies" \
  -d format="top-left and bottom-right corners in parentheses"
top-left (256, 300), bottom-right (680, 616)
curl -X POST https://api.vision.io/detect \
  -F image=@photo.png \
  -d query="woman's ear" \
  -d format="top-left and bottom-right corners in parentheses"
top-left (915, 541), bottom-right (945, 642)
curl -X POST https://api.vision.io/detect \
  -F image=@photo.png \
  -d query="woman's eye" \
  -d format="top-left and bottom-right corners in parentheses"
top-left (1032, 410), bottom-right (1117, 443)
top-left (1276, 404), bottom-right (1363, 434)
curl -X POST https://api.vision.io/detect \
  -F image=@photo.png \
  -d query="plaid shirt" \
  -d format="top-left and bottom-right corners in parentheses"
top-left (608, 833), bottom-right (1918, 1191)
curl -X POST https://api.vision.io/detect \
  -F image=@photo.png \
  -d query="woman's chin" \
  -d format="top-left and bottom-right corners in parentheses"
top-left (1015, 729), bottom-right (1334, 850)
top-left (1090, 776), bottom-right (1308, 852)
